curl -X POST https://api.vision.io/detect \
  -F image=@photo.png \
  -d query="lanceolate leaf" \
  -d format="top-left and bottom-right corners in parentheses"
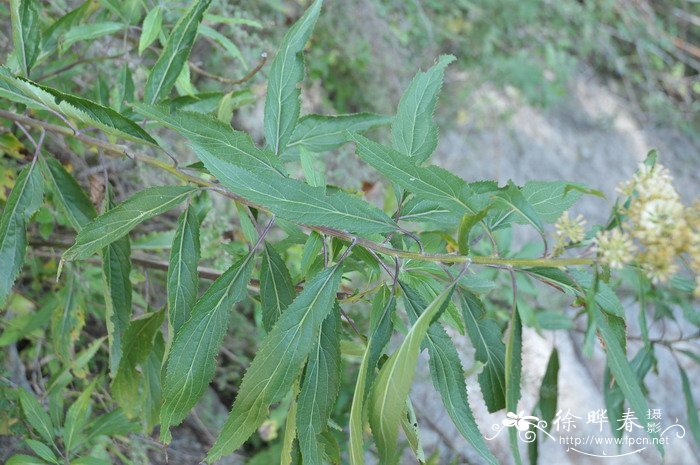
top-left (679, 366), bottom-right (700, 445)
top-left (264, 0), bottom-right (322, 156)
top-left (160, 253), bottom-right (254, 442)
top-left (286, 113), bottom-right (392, 157)
top-left (505, 307), bottom-right (523, 465)
top-left (392, 55), bottom-right (454, 163)
top-left (10, 0), bottom-right (41, 77)
top-left (52, 271), bottom-right (85, 363)
top-left (260, 242), bottom-right (295, 331)
top-left (460, 292), bottom-right (507, 412)
top-left (102, 189), bottom-right (132, 377)
top-left (63, 186), bottom-right (197, 261)
top-left (402, 284), bottom-right (498, 465)
top-left (144, 0), bottom-right (212, 104)
top-left (135, 105), bottom-right (397, 235)
top-left (167, 204), bottom-right (201, 336)
top-left (0, 67), bottom-right (157, 145)
top-left (368, 283), bottom-right (455, 465)
top-left (593, 306), bottom-right (662, 452)
top-left (529, 348), bottom-right (559, 465)
top-left (349, 287), bottom-right (396, 465)
top-left (350, 133), bottom-right (489, 216)
top-left (207, 265), bottom-right (344, 462)
top-left (0, 162), bottom-right (43, 307)
top-left (38, 156), bottom-right (97, 231)
top-left (297, 309), bottom-right (341, 465)
top-left (63, 381), bottom-right (95, 454)
top-left (60, 22), bottom-right (125, 51)
top-left (490, 181), bottom-right (584, 229)
top-left (111, 310), bottom-right (165, 418)
top-left (139, 6), bottom-right (163, 55)
top-left (18, 388), bottom-right (55, 446)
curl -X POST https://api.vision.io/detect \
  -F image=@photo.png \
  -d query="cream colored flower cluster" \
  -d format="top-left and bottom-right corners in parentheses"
top-left (554, 212), bottom-right (587, 254)
top-left (596, 163), bottom-right (700, 293)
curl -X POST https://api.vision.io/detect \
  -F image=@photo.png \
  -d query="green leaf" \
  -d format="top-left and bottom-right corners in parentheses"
top-left (280, 380), bottom-right (300, 465)
top-left (260, 242), bottom-right (295, 332)
top-left (349, 287), bottom-right (396, 465)
top-left (167, 204), bottom-right (201, 336)
top-left (493, 181), bottom-right (583, 226)
top-left (0, 68), bottom-right (157, 145)
top-left (299, 149), bottom-right (325, 189)
top-left (300, 231), bottom-right (323, 278)
top-left (593, 306), bottom-right (662, 452)
top-left (63, 381), bottom-right (95, 454)
top-left (10, 0), bottom-right (41, 77)
top-left (18, 389), bottom-right (55, 446)
top-left (460, 292), bottom-right (506, 412)
top-left (199, 25), bottom-right (247, 68)
top-left (38, 156), bottom-right (96, 232)
top-left (111, 310), bottom-right (165, 417)
top-left (51, 273), bottom-right (85, 363)
top-left (144, 0), bottom-right (212, 104)
top-left (85, 408), bottom-right (139, 441)
top-left (264, 0), bottom-right (322, 156)
top-left (40, 2), bottom-right (91, 57)
top-left (139, 6), bottom-right (163, 55)
top-left (286, 113), bottom-right (392, 157)
top-left (101, 188), bottom-right (132, 377)
top-left (7, 454), bottom-right (49, 465)
top-left (505, 307), bottom-right (523, 465)
top-left (25, 439), bottom-right (58, 464)
top-left (680, 366), bottom-right (700, 446)
top-left (350, 133), bottom-right (488, 217)
top-left (368, 283), bottom-right (455, 465)
top-left (207, 264), bottom-right (343, 462)
top-left (458, 209), bottom-right (488, 255)
top-left (136, 105), bottom-right (396, 236)
top-left (297, 309), bottom-right (341, 465)
top-left (0, 163), bottom-right (43, 307)
top-left (62, 186), bottom-right (196, 261)
top-left (60, 22), bottom-right (125, 51)
top-left (529, 349), bottom-right (559, 465)
top-left (402, 284), bottom-right (499, 465)
top-left (160, 253), bottom-right (254, 442)
top-left (491, 182), bottom-right (544, 234)
top-left (392, 55), bottom-right (454, 163)
top-left (111, 64), bottom-right (135, 113)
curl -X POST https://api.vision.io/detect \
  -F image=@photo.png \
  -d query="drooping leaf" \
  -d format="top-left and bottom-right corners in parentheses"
top-left (458, 209), bottom-right (488, 255)
top-left (297, 309), bottom-right (341, 465)
top-left (18, 388), bottom-right (55, 446)
top-left (160, 253), bottom-right (254, 442)
top-left (144, 0), bottom-right (212, 104)
top-left (139, 6), bottom-right (163, 55)
top-left (460, 292), bottom-right (507, 412)
top-left (491, 182), bottom-right (544, 235)
top-left (40, 2), bottom-right (91, 57)
top-left (0, 163), bottom-right (43, 306)
top-left (529, 348), bottom-right (559, 465)
top-left (167, 204), bottom-right (201, 336)
top-left (38, 156), bottom-right (96, 231)
top-left (505, 307), bottom-right (523, 465)
top-left (349, 287), bottom-right (396, 465)
top-left (593, 306), bottom-right (662, 452)
top-left (286, 113), bottom-right (392, 157)
top-left (264, 0), bottom-right (322, 156)
top-left (62, 186), bottom-right (197, 261)
top-left (207, 264), bottom-right (343, 462)
top-left (10, 0), bottom-right (41, 77)
top-left (101, 188), bottom-right (132, 377)
top-left (402, 284), bottom-right (499, 465)
top-left (0, 67), bottom-right (157, 145)
top-left (368, 283), bottom-right (455, 465)
top-left (280, 380), bottom-right (300, 465)
top-left (392, 55), bottom-right (454, 163)
top-left (111, 310), bottom-right (165, 418)
top-left (300, 231), bottom-right (324, 278)
top-left (143, 332), bottom-right (165, 431)
top-left (260, 242), bottom-right (295, 332)
top-left (680, 366), bottom-right (700, 446)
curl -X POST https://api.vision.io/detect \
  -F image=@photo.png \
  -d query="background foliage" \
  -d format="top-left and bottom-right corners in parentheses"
top-left (0, 1), bottom-right (698, 465)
